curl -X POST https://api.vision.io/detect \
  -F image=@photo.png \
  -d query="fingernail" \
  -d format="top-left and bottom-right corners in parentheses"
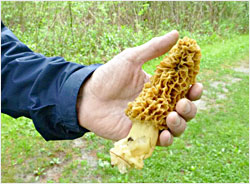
top-left (184, 100), bottom-right (191, 114)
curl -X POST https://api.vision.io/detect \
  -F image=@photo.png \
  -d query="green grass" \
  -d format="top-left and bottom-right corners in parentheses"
top-left (143, 34), bottom-right (249, 75)
top-left (1, 34), bottom-right (249, 183)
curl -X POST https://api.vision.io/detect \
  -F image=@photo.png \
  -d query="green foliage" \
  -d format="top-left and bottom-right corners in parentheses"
top-left (1, 1), bottom-right (249, 183)
top-left (1, 34), bottom-right (249, 183)
top-left (1, 1), bottom-right (249, 65)
top-left (34, 167), bottom-right (46, 181)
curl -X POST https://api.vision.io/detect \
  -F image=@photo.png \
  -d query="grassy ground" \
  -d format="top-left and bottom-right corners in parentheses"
top-left (1, 34), bottom-right (249, 183)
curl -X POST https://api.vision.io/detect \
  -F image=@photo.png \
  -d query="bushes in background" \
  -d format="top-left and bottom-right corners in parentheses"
top-left (1, 1), bottom-right (249, 64)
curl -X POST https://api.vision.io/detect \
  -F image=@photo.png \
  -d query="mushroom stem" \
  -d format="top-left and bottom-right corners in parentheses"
top-left (110, 119), bottom-right (158, 173)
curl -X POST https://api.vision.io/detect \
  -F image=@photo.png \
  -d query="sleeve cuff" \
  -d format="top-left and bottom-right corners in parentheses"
top-left (57, 63), bottom-right (102, 139)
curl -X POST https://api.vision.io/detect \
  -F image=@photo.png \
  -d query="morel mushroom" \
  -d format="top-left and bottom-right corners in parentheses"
top-left (110, 37), bottom-right (202, 173)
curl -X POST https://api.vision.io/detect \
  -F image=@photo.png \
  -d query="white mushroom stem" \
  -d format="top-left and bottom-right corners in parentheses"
top-left (110, 119), bottom-right (159, 173)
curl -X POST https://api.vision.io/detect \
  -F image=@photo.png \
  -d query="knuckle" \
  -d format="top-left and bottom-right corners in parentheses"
top-left (121, 47), bottom-right (139, 63)
top-left (177, 98), bottom-right (191, 115)
top-left (189, 102), bottom-right (197, 118)
top-left (174, 120), bottom-right (186, 137)
top-left (168, 115), bottom-right (186, 137)
top-left (167, 111), bottom-right (178, 125)
top-left (119, 48), bottom-right (133, 59)
top-left (162, 131), bottom-right (173, 146)
top-left (184, 98), bottom-right (191, 105)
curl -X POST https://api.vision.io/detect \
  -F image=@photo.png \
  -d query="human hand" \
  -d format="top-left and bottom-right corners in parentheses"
top-left (77, 30), bottom-right (203, 146)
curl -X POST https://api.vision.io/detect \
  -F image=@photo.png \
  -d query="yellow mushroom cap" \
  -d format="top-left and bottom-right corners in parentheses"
top-left (125, 37), bottom-right (202, 130)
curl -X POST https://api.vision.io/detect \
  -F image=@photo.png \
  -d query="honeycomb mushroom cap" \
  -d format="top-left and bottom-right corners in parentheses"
top-left (125, 37), bottom-right (202, 130)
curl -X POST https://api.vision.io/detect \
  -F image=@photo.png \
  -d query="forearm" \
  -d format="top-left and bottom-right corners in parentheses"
top-left (1, 22), bottom-right (101, 140)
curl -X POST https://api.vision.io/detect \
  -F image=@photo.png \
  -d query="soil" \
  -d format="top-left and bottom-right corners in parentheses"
top-left (20, 58), bottom-right (249, 182)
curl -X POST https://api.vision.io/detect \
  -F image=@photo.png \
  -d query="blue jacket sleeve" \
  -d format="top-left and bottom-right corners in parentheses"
top-left (1, 22), bottom-right (102, 141)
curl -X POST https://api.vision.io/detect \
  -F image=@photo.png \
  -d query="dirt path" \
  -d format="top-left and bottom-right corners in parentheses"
top-left (26, 58), bottom-right (249, 183)
top-left (37, 137), bottom-right (100, 183)
top-left (194, 58), bottom-right (248, 111)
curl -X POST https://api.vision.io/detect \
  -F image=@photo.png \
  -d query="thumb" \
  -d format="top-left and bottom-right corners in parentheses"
top-left (133, 30), bottom-right (179, 65)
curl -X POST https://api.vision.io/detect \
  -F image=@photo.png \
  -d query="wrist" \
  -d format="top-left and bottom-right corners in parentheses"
top-left (76, 74), bottom-right (93, 130)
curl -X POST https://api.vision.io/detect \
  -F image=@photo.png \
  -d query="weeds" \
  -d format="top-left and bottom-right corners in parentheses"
top-left (1, 1), bottom-right (249, 183)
